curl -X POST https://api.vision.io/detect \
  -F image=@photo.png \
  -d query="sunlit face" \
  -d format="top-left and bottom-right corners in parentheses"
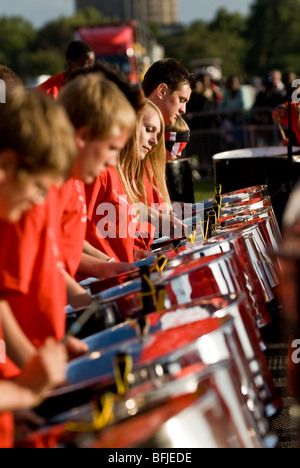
top-left (0, 170), bottom-right (63, 223)
top-left (74, 127), bottom-right (131, 185)
top-left (160, 84), bottom-right (192, 125)
top-left (138, 110), bottom-right (162, 160)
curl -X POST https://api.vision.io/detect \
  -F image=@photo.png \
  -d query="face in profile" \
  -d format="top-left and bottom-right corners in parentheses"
top-left (74, 126), bottom-right (131, 184)
top-left (138, 109), bottom-right (162, 160)
top-left (160, 84), bottom-right (192, 125)
top-left (0, 152), bottom-right (63, 222)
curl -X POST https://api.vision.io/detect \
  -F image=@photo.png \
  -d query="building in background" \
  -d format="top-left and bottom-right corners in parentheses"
top-left (76, 0), bottom-right (178, 26)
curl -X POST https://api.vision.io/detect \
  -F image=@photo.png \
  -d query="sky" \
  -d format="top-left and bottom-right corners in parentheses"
top-left (0, 0), bottom-right (254, 29)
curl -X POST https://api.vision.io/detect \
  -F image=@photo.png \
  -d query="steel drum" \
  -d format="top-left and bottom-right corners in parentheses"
top-left (88, 291), bottom-right (280, 417)
top-left (66, 249), bottom-right (248, 338)
top-left (194, 185), bottom-right (271, 215)
top-left (168, 231), bottom-right (272, 327)
top-left (213, 217), bottom-right (282, 299)
top-left (95, 251), bottom-right (250, 320)
top-left (212, 146), bottom-right (300, 226)
top-left (18, 362), bottom-right (269, 449)
top-left (35, 314), bottom-right (275, 448)
top-left (66, 291), bottom-right (280, 417)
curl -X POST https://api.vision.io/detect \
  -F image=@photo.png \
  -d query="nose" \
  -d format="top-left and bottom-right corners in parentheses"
top-left (149, 133), bottom-right (158, 146)
top-left (31, 190), bottom-right (47, 206)
top-left (179, 103), bottom-right (187, 114)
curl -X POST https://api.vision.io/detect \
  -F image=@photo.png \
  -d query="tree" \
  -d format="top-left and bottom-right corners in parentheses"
top-left (0, 16), bottom-right (36, 79)
top-left (246, 0), bottom-right (300, 75)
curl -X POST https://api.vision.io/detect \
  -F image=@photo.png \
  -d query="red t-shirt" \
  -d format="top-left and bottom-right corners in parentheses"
top-left (0, 187), bottom-right (66, 378)
top-left (58, 178), bottom-right (87, 278)
top-left (0, 318), bottom-right (14, 448)
top-left (134, 165), bottom-right (165, 251)
top-left (37, 73), bottom-right (66, 100)
top-left (85, 168), bottom-right (139, 263)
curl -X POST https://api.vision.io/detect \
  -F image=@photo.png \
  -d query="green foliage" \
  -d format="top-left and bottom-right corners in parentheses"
top-left (0, 16), bottom-right (36, 78)
top-left (2, 1), bottom-right (300, 81)
top-left (245, 0), bottom-right (300, 75)
top-left (0, 8), bottom-right (111, 82)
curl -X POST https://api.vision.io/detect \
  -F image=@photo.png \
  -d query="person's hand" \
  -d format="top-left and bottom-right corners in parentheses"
top-left (166, 152), bottom-right (178, 162)
top-left (65, 336), bottom-right (89, 361)
top-left (100, 260), bottom-right (137, 279)
top-left (282, 137), bottom-right (290, 146)
top-left (272, 104), bottom-right (287, 124)
top-left (170, 216), bottom-right (188, 238)
top-left (134, 249), bottom-right (156, 261)
top-left (16, 337), bottom-right (68, 407)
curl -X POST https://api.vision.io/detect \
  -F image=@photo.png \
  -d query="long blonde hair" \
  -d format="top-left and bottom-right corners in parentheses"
top-left (117, 99), bottom-right (171, 209)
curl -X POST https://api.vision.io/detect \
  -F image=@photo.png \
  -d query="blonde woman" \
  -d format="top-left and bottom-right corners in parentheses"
top-left (85, 99), bottom-right (175, 262)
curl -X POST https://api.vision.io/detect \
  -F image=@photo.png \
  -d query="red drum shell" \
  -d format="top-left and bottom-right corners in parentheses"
top-left (171, 233), bottom-right (272, 328)
top-left (199, 185), bottom-right (270, 213)
top-left (114, 251), bottom-right (249, 321)
top-left (214, 217), bottom-right (281, 296)
top-left (94, 366), bottom-right (265, 449)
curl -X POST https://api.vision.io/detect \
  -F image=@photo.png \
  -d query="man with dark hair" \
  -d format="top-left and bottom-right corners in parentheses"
top-left (142, 58), bottom-right (194, 124)
top-left (37, 40), bottom-right (95, 99)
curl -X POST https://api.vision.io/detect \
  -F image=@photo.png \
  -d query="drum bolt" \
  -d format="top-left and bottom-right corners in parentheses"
top-left (249, 360), bottom-right (260, 374)
top-left (155, 364), bottom-right (164, 377)
top-left (289, 404), bottom-right (300, 418)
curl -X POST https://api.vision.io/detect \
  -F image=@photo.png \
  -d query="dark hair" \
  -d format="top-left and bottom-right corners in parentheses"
top-left (67, 60), bottom-right (145, 113)
top-left (142, 58), bottom-right (194, 96)
top-left (65, 40), bottom-right (94, 61)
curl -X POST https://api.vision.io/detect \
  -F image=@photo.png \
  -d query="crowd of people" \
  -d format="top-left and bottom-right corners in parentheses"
top-left (185, 68), bottom-right (300, 151)
top-left (0, 41), bottom-right (195, 448)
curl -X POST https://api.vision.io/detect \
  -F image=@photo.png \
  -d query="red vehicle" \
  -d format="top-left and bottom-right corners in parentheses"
top-left (74, 20), bottom-right (163, 83)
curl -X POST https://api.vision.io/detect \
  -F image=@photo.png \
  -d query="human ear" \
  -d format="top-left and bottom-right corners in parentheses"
top-left (75, 126), bottom-right (91, 150)
top-left (157, 83), bottom-right (168, 99)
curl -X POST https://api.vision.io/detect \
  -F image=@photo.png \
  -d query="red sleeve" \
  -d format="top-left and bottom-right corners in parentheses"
top-left (85, 172), bottom-right (108, 221)
top-left (0, 206), bottom-right (46, 295)
top-left (85, 169), bottom-right (136, 263)
top-left (37, 73), bottom-right (66, 100)
top-left (59, 178), bottom-right (87, 277)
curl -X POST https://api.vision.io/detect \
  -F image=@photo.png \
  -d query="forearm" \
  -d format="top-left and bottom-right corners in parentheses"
top-left (0, 380), bottom-right (39, 412)
top-left (83, 240), bottom-right (110, 261)
top-left (77, 252), bottom-right (111, 279)
top-left (0, 300), bottom-right (36, 369)
top-left (78, 253), bottom-right (135, 280)
top-left (64, 271), bottom-right (92, 309)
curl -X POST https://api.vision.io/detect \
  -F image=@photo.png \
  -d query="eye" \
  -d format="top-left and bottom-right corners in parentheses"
top-left (34, 182), bottom-right (48, 198)
top-left (146, 126), bottom-right (154, 133)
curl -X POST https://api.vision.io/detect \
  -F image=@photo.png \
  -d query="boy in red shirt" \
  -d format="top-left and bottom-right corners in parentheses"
top-left (56, 73), bottom-right (137, 306)
top-left (0, 86), bottom-right (76, 447)
top-left (37, 40), bottom-right (95, 100)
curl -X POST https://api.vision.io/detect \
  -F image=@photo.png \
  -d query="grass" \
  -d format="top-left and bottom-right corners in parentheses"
top-left (193, 179), bottom-right (215, 202)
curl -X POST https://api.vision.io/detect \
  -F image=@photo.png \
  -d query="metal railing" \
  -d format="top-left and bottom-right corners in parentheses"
top-left (183, 107), bottom-right (283, 176)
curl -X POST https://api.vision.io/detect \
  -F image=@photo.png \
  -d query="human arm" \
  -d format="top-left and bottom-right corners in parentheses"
top-left (64, 270), bottom-right (92, 310)
top-left (0, 300), bottom-right (36, 369)
top-left (78, 251), bottom-right (136, 280)
top-left (0, 337), bottom-right (67, 412)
